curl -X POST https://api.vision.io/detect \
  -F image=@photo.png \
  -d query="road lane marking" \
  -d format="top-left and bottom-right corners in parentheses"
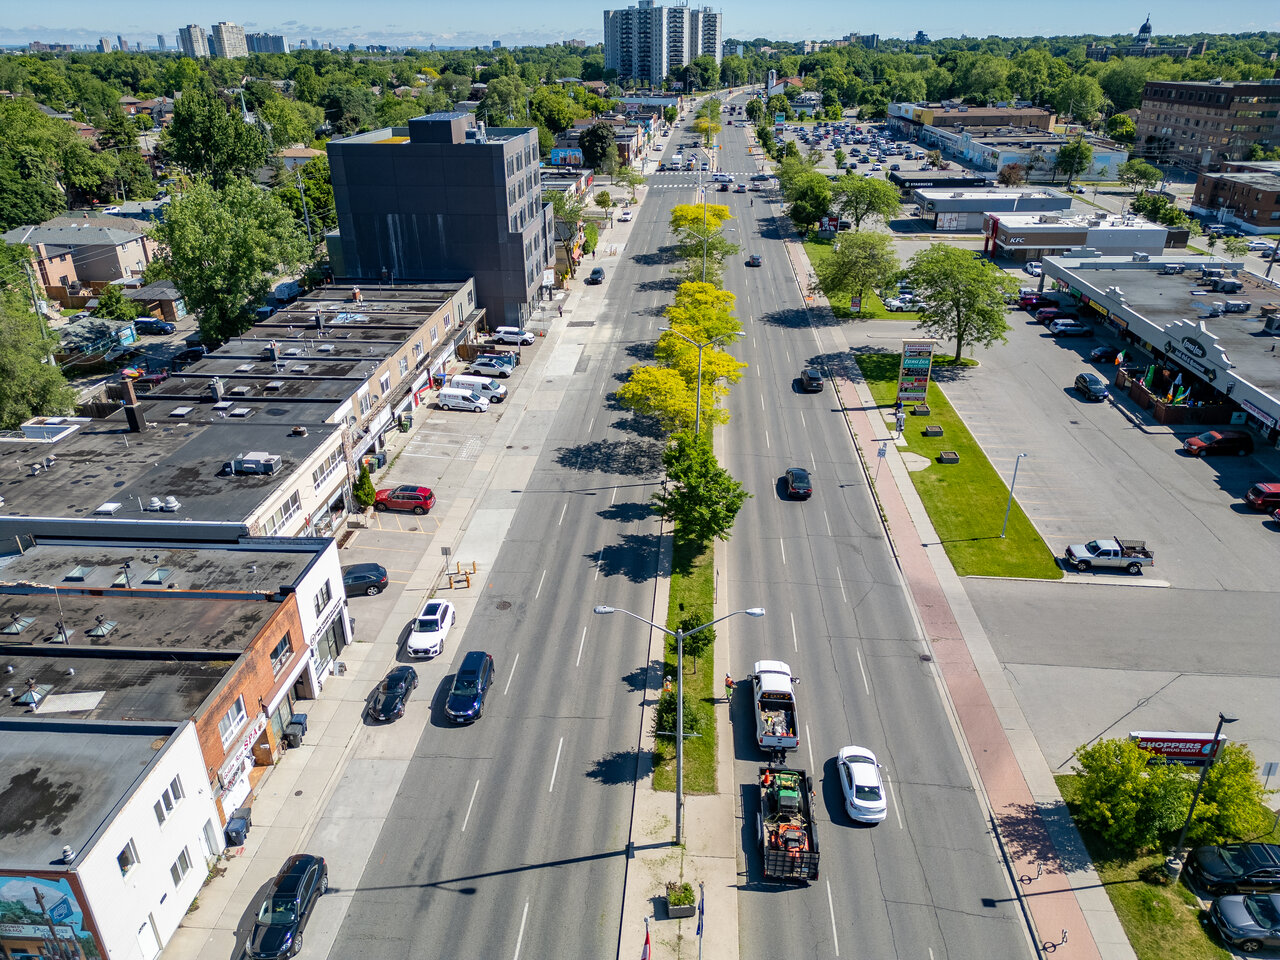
top-left (503, 653), bottom-right (519, 696)
top-left (461, 779), bottom-right (480, 832)
top-left (856, 649), bottom-right (870, 695)
top-left (824, 511), bottom-right (832, 537)
top-left (811, 451), bottom-right (816, 471)
top-left (535, 569), bottom-right (546, 600)
top-left (559, 502), bottom-right (568, 526)
top-left (836, 567), bottom-right (847, 603)
top-left (779, 539), bottom-right (786, 565)
top-left (512, 900), bottom-right (529, 960)
top-left (791, 611), bottom-right (797, 651)
top-left (765, 430), bottom-right (770, 449)
top-left (806, 723), bottom-right (814, 772)
top-left (549, 737), bottom-right (565, 792)
top-left (886, 772), bottom-right (903, 830)
top-left (595, 546), bottom-right (604, 580)
top-left (760, 394), bottom-right (765, 411)
top-left (799, 411), bottom-right (806, 430)
top-left (588, 416), bottom-right (595, 433)
top-left (576, 626), bottom-right (588, 667)
top-left (826, 880), bottom-right (841, 956)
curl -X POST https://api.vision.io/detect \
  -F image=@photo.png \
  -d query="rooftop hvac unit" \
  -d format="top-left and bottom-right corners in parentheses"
top-left (1132, 252), bottom-right (1150, 262)
top-left (210, 377), bottom-right (225, 401)
top-left (232, 452), bottom-right (282, 475)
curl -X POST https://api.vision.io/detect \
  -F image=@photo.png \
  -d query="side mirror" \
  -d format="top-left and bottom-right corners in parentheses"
top-left (792, 677), bottom-right (800, 684)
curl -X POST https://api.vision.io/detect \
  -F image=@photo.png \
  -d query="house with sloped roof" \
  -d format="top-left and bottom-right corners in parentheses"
top-left (3, 214), bottom-right (160, 301)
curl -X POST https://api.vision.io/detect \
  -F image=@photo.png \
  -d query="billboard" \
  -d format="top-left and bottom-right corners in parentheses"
top-left (897, 340), bottom-right (935, 404)
top-left (0, 875), bottom-right (103, 960)
top-left (1129, 731), bottom-right (1225, 767)
top-left (549, 148), bottom-right (583, 166)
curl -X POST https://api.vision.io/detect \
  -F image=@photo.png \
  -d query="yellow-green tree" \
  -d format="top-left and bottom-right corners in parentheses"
top-left (614, 365), bottom-right (697, 434)
top-left (670, 203), bottom-right (732, 232)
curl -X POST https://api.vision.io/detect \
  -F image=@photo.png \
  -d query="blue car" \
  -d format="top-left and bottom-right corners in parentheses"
top-left (134, 318), bottom-right (176, 335)
top-left (444, 651), bottom-right (495, 723)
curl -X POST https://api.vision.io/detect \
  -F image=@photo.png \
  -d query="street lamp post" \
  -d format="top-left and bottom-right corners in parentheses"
top-left (594, 605), bottom-right (765, 845)
top-left (660, 328), bottom-right (734, 434)
top-left (1168, 711), bottom-right (1239, 880)
top-left (1001, 453), bottom-right (1028, 538)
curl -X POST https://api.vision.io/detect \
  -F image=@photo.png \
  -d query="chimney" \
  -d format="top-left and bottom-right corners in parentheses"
top-left (122, 378), bottom-right (146, 432)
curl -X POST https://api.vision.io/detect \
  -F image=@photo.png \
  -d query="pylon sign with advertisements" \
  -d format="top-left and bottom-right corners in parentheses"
top-left (897, 339), bottom-right (935, 404)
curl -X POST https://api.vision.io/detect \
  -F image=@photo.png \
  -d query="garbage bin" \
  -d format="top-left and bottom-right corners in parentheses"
top-left (290, 713), bottom-right (308, 736)
top-left (224, 807), bottom-right (252, 847)
top-left (283, 722), bottom-right (303, 749)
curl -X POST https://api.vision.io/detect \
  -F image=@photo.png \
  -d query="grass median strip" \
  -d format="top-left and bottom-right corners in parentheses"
top-left (855, 352), bottom-right (1062, 579)
top-left (802, 238), bottom-right (923, 322)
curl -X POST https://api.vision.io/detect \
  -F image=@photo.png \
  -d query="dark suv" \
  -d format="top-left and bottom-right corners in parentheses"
top-left (247, 854), bottom-right (327, 959)
top-left (1074, 373), bottom-right (1109, 401)
top-left (445, 651), bottom-right (495, 723)
top-left (800, 368), bottom-right (824, 392)
top-left (1186, 843), bottom-right (1280, 895)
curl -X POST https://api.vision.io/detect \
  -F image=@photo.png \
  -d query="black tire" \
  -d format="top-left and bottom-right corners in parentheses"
top-left (1127, 562), bottom-right (1142, 575)
top-left (365, 585), bottom-right (380, 596)
top-left (1075, 560), bottom-right (1090, 572)
top-left (374, 503), bottom-right (387, 512)
top-left (291, 935), bottom-right (303, 956)
top-left (1240, 940), bottom-right (1262, 954)
top-left (412, 506), bottom-right (425, 515)
top-left (1237, 448), bottom-right (1248, 456)
top-left (320, 873), bottom-right (328, 895)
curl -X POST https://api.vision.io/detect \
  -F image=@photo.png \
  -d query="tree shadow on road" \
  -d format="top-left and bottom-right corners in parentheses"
top-left (596, 500), bottom-right (656, 524)
top-left (589, 531), bottom-right (662, 582)
top-left (555, 437), bottom-right (665, 476)
top-left (635, 277), bottom-right (682, 295)
top-left (624, 340), bottom-right (657, 362)
top-left (758, 305), bottom-right (846, 329)
top-left (610, 411), bottom-right (666, 440)
top-left (631, 248), bottom-right (678, 268)
top-left (584, 749), bottom-right (643, 785)
top-left (620, 660), bottom-right (663, 695)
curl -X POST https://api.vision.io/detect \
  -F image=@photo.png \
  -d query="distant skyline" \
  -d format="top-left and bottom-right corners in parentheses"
top-left (3, 0), bottom-right (1276, 50)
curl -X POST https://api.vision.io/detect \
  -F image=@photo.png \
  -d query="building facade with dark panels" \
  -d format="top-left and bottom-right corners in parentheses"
top-left (327, 113), bottom-right (554, 325)
top-left (1134, 77), bottom-right (1280, 171)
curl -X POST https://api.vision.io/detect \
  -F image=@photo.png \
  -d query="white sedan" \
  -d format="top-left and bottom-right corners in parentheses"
top-left (1024, 261), bottom-right (1043, 277)
top-left (618, 210), bottom-right (633, 223)
top-left (837, 745), bottom-right (887, 823)
top-left (1246, 239), bottom-right (1275, 253)
top-left (884, 297), bottom-right (920, 313)
top-left (406, 600), bottom-right (455, 658)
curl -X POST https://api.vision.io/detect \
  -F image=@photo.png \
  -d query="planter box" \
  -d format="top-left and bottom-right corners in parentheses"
top-left (912, 404), bottom-right (931, 416)
top-left (665, 902), bottom-right (697, 919)
top-left (938, 451), bottom-right (959, 464)
top-left (924, 424), bottom-right (943, 437)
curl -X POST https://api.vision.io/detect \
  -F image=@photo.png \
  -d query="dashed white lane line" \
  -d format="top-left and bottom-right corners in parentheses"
top-left (548, 737), bottom-right (565, 792)
top-left (461, 779), bottom-right (480, 832)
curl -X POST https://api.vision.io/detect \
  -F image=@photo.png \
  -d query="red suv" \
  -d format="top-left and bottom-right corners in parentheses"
top-left (1245, 483), bottom-right (1280, 510)
top-left (1183, 430), bottom-right (1254, 457)
top-left (374, 485), bottom-right (437, 514)
top-left (1020, 295), bottom-right (1056, 310)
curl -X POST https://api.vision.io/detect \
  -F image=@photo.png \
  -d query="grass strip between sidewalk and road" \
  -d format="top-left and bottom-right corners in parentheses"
top-left (652, 536), bottom-right (717, 794)
top-left (855, 353), bottom-right (1063, 579)
top-left (802, 238), bottom-right (923, 322)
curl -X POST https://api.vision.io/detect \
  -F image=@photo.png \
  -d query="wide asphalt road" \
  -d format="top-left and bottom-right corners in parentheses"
top-left (325, 150), bottom-right (691, 958)
top-left (708, 103), bottom-right (1031, 958)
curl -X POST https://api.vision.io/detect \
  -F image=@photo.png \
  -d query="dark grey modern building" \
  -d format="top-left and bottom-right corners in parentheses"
top-left (327, 112), bottom-right (555, 325)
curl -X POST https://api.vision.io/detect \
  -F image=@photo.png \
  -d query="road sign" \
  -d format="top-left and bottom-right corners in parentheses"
top-left (1129, 731), bottom-right (1225, 767)
top-left (877, 442), bottom-right (887, 459)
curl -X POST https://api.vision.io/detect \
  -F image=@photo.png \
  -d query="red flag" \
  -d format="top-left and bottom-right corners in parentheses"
top-left (641, 929), bottom-right (650, 960)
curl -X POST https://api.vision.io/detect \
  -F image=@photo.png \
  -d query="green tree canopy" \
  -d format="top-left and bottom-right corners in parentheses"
top-left (813, 232), bottom-right (900, 314)
top-left (651, 430), bottom-right (750, 543)
top-left (578, 122), bottom-right (616, 171)
top-left (161, 91), bottom-right (268, 190)
top-left (615, 364), bottom-right (696, 434)
top-left (1054, 136), bottom-right (1094, 185)
top-left (1073, 738), bottom-right (1190, 854)
top-left (905, 245), bottom-right (1017, 361)
top-left (93, 284), bottom-right (140, 322)
top-left (831, 175), bottom-right (900, 231)
top-left (0, 245), bottom-right (75, 429)
top-left (1117, 158), bottom-right (1163, 194)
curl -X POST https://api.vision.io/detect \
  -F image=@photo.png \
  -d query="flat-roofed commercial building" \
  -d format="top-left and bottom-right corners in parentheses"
top-left (1135, 78), bottom-right (1280, 171)
top-left (1190, 160), bottom-right (1280, 234)
top-left (983, 212), bottom-right (1171, 262)
top-left (911, 186), bottom-right (1072, 231)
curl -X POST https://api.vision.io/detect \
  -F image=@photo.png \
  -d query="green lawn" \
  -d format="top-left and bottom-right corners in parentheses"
top-left (652, 536), bottom-right (717, 794)
top-left (857, 353), bottom-right (1063, 579)
top-left (802, 238), bottom-right (923, 322)
top-left (1055, 775), bottom-right (1243, 960)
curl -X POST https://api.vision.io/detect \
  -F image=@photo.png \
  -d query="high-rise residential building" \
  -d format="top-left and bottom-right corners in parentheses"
top-left (327, 112), bottom-right (556, 324)
top-left (116, 35), bottom-right (125, 51)
top-left (210, 22), bottom-right (249, 59)
top-left (178, 25), bottom-right (209, 58)
top-left (604, 1), bottom-right (723, 86)
top-left (157, 34), bottom-right (167, 50)
top-left (98, 36), bottom-right (111, 53)
top-left (1136, 78), bottom-right (1280, 171)
top-left (247, 33), bottom-right (290, 54)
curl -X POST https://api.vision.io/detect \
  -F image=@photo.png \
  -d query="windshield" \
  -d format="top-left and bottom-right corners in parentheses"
top-left (258, 899), bottom-right (297, 925)
top-left (1216, 846), bottom-right (1250, 876)
top-left (416, 617), bottom-right (441, 633)
top-left (452, 677), bottom-right (479, 696)
top-left (1196, 432), bottom-right (1220, 443)
top-left (1245, 895), bottom-right (1280, 927)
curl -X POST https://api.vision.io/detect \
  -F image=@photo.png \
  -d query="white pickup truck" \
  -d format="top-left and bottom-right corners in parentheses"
top-left (751, 660), bottom-right (799, 760)
top-left (1064, 538), bottom-right (1155, 575)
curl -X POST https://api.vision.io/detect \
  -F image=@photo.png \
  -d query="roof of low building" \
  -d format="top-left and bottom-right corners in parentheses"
top-left (2, 215), bottom-right (152, 248)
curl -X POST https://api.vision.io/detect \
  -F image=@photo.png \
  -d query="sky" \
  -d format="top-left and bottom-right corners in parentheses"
top-left (3, 0), bottom-right (1276, 49)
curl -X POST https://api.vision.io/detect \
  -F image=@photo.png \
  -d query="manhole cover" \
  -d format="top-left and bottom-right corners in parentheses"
top-left (294, 790), bottom-right (303, 796)
top-left (919, 654), bottom-right (933, 662)
top-left (495, 600), bottom-right (513, 611)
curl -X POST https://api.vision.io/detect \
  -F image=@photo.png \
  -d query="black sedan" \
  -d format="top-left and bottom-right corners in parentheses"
top-left (747, 254), bottom-right (762, 267)
top-left (342, 562), bottom-right (388, 597)
top-left (1090, 345), bottom-right (1122, 363)
top-left (368, 666), bottom-right (418, 722)
top-left (1211, 893), bottom-right (1280, 953)
top-left (247, 854), bottom-right (327, 960)
top-left (784, 467), bottom-right (813, 500)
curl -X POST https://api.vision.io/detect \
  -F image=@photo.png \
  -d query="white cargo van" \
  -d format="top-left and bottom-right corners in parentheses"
top-left (438, 387), bottom-right (489, 412)
top-left (449, 374), bottom-right (507, 403)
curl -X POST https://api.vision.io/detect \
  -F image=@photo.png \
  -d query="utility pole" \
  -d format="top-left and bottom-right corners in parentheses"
top-left (295, 170), bottom-right (313, 243)
top-left (21, 261), bottom-right (57, 365)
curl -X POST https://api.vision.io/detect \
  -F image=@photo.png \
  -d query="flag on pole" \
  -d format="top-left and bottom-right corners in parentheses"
top-left (641, 921), bottom-right (650, 960)
top-left (1114, 349), bottom-right (1125, 366)
top-left (696, 883), bottom-right (705, 937)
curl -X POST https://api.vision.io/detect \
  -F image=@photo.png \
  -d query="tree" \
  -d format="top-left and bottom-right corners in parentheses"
top-left (651, 430), bottom-right (750, 543)
top-left (1072, 738), bottom-right (1190, 854)
top-left (579, 122), bottom-right (616, 171)
top-left (161, 91), bottom-right (268, 190)
top-left (615, 164), bottom-right (645, 202)
top-left (322, 84), bottom-right (375, 136)
top-left (670, 203), bottom-right (732, 233)
top-left (925, 150), bottom-right (942, 168)
top-left (1054, 136), bottom-right (1094, 186)
top-left (594, 189), bottom-right (615, 224)
top-left (353, 463), bottom-right (376, 509)
top-left (1050, 74), bottom-right (1106, 124)
top-left (0, 245), bottom-right (75, 429)
top-left (813, 232), bottom-right (900, 315)
top-left (616, 365), bottom-right (696, 434)
top-left (259, 98), bottom-right (323, 147)
top-left (1117, 158), bottom-right (1162, 195)
top-left (549, 190), bottom-right (587, 279)
top-left (1188, 742), bottom-right (1273, 846)
top-left (1105, 114), bottom-right (1136, 143)
top-left (154, 176), bottom-right (309, 344)
top-left (744, 99), bottom-right (764, 124)
top-left (672, 225), bottom-right (739, 287)
top-left (674, 613), bottom-right (714, 673)
top-left (833, 149), bottom-right (846, 170)
top-left (273, 155), bottom-right (337, 236)
top-left (831, 175), bottom-right (900, 231)
top-left (905, 244), bottom-right (1017, 362)
top-left (996, 163), bottom-right (1027, 187)
top-left (93, 284), bottom-right (140, 322)
top-left (787, 172), bottom-right (832, 232)
top-left (1223, 236), bottom-right (1250, 259)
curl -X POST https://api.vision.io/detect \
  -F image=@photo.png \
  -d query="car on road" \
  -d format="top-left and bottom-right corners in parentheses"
top-left (1090, 345), bottom-right (1122, 363)
top-left (784, 466), bottom-right (812, 500)
top-left (1074, 372), bottom-right (1109, 401)
top-left (889, 163), bottom-right (901, 171)
top-left (586, 267), bottom-right (605, 285)
top-left (368, 665), bottom-right (418, 721)
top-left (375, 485), bottom-right (436, 514)
top-left (247, 855), bottom-right (328, 960)
top-left (1049, 318), bottom-right (1093, 337)
top-left (342, 562), bottom-right (389, 597)
top-left (134, 318), bottom-right (177, 335)
top-left (444, 650), bottom-right (495, 723)
top-left (1245, 483), bottom-right (1280, 511)
top-left (749, 173), bottom-right (771, 181)
top-left (746, 254), bottom-right (762, 267)
top-left (1210, 892), bottom-right (1280, 954)
top-left (618, 209), bottom-right (633, 222)
top-left (407, 599), bottom-right (455, 658)
top-left (1184, 429), bottom-right (1254, 457)
top-left (800, 368), bottom-right (824, 392)
top-left (735, 183), bottom-right (747, 192)
top-left (837, 745), bottom-right (887, 823)
top-left (467, 357), bottom-right (513, 379)
top-left (717, 182), bottom-right (730, 191)
top-left (1187, 843), bottom-right (1280, 895)
top-left (1024, 261), bottom-right (1043, 276)
top-left (492, 326), bottom-right (535, 346)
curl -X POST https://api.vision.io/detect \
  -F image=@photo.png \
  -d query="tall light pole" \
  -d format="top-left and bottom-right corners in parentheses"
top-left (660, 328), bottom-right (734, 434)
top-left (594, 605), bottom-right (765, 845)
top-left (1001, 453), bottom-right (1028, 538)
top-left (1168, 711), bottom-right (1239, 881)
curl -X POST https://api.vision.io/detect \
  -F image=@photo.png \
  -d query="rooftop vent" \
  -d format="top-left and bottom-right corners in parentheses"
top-left (94, 502), bottom-right (122, 515)
top-left (232, 452), bottom-right (281, 475)
top-left (169, 406), bottom-right (193, 417)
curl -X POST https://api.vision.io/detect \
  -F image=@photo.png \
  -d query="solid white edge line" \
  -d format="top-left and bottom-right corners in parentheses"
top-left (558, 502), bottom-right (568, 526)
top-left (887, 772), bottom-right (903, 830)
top-left (800, 411), bottom-right (806, 430)
top-left (791, 610), bottom-right (797, 651)
top-left (549, 736), bottom-right (565, 792)
top-left (826, 879), bottom-right (841, 956)
top-left (806, 723), bottom-right (814, 772)
top-left (836, 566), bottom-right (847, 604)
top-left (856, 649), bottom-right (870, 695)
top-left (461, 779), bottom-right (480, 833)
top-left (811, 451), bottom-right (817, 471)
top-left (534, 569), bottom-right (546, 600)
top-left (512, 900), bottom-right (530, 960)
top-left (765, 430), bottom-right (770, 449)
top-left (576, 626), bottom-right (588, 667)
top-left (503, 653), bottom-right (519, 696)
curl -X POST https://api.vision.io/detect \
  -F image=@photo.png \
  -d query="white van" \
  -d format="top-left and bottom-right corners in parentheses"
top-left (438, 387), bottom-right (489, 412)
top-left (492, 326), bottom-right (535, 346)
top-left (449, 374), bottom-right (507, 403)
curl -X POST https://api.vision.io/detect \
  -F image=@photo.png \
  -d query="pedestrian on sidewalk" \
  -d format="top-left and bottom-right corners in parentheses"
top-left (724, 674), bottom-right (736, 701)
top-left (558, 303), bottom-right (563, 318)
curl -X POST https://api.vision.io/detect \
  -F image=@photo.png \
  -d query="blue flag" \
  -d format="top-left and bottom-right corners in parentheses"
top-left (697, 884), bottom-right (705, 936)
